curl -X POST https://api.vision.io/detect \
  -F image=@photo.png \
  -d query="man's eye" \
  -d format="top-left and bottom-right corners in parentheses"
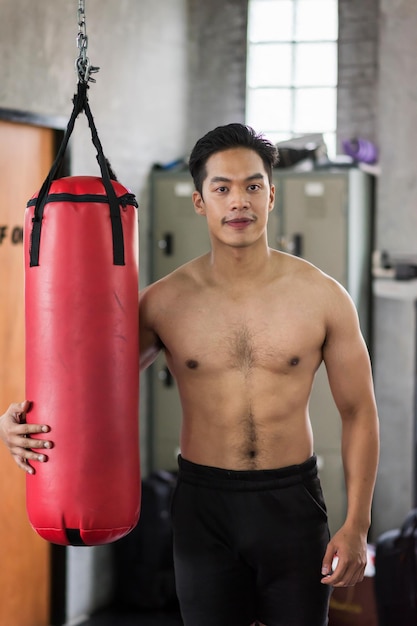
top-left (248, 184), bottom-right (260, 191)
top-left (216, 186), bottom-right (227, 193)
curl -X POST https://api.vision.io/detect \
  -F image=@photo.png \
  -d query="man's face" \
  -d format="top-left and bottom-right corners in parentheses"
top-left (192, 147), bottom-right (275, 250)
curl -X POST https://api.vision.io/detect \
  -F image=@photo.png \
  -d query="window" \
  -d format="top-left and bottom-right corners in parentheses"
top-left (246, 0), bottom-right (338, 156)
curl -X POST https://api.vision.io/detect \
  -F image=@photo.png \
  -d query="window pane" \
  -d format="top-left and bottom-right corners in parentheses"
top-left (247, 43), bottom-right (293, 87)
top-left (323, 131), bottom-right (336, 158)
top-left (246, 88), bottom-right (292, 131)
top-left (295, 0), bottom-right (338, 41)
top-left (246, 0), bottom-right (338, 154)
top-left (265, 131), bottom-right (294, 144)
top-left (293, 88), bottom-right (337, 133)
top-left (248, 0), bottom-right (294, 42)
top-left (294, 43), bottom-right (337, 86)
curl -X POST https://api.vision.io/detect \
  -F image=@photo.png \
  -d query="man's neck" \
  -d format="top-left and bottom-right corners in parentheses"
top-left (206, 240), bottom-right (274, 286)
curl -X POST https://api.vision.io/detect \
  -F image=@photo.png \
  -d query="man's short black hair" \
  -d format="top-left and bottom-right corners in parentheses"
top-left (189, 123), bottom-right (279, 195)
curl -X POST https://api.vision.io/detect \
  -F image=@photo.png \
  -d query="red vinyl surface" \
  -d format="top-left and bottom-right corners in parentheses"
top-left (24, 176), bottom-right (141, 545)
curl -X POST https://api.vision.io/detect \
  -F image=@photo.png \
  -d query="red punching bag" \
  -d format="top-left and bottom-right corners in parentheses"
top-left (24, 82), bottom-right (141, 546)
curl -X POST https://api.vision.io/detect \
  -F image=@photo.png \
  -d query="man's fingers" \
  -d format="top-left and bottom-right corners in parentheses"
top-left (16, 456), bottom-right (35, 474)
top-left (9, 400), bottom-right (30, 421)
top-left (2, 424), bottom-right (52, 449)
top-left (9, 424), bottom-right (52, 448)
top-left (13, 448), bottom-right (49, 473)
top-left (9, 431), bottom-right (52, 466)
top-left (321, 543), bottom-right (336, 579)
top-left (1, 403), bottom-right (52, 474)
top-left (19, 422), bottom-right (50, 436)
top-left (15, 453), bottom-right (47, 475)
top-left (10, 446), bottom-right (48, 462)
top-left (321, 559), bottom-right (364, 587)
top-left (5, 403), bottom-right (50, 438)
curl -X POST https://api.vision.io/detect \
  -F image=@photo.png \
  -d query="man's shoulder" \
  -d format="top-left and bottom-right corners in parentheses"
top-left (272, 249), bottom-right (327, 280)
top-left (140, 255), bottom-right (206, 306)
top-left (272, 249), bottom-right (349, 300)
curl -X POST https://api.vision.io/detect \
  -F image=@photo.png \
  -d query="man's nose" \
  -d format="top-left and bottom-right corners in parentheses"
top-left (229, 189), bottom-right (249, 209)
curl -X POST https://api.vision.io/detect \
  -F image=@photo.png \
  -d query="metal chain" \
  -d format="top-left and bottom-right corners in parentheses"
top-left (76, 0), bottom-right (100, 84)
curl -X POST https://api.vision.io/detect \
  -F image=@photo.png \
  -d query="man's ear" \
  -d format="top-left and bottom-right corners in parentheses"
top-left (193, 191), bottom-right (206, 216)
top-left (268, 183), bottom-right (275, 213)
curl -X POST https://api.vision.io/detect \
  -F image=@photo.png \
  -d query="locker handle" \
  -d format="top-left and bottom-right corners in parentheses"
top-left (158, 366), bottom-right (174, 387)
top-left (277, 233), bottom-right (303, 257)
top-left (292, 233), bottom-right (303, 257)
top-left (158, 232), bottom-right (174, 256)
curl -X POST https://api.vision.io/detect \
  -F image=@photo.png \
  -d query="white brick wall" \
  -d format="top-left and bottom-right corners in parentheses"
top-left (337, 0), bottom-right (379, 149)
top-left (186, 0), bottom-right (248, 150)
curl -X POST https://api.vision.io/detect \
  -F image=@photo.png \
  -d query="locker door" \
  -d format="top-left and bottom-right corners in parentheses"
top-left (277, 173), bottom-right (348, 283)
top-left (151, 173), bottom-right (211, 280)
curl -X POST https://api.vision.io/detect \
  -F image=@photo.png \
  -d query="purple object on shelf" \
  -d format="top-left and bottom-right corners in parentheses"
top-left (342, 137), bottom-right (378, 164)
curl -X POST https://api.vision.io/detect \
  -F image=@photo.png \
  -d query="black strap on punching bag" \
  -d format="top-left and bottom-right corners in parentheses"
top-left (30, 80), bottom-right (125, 267)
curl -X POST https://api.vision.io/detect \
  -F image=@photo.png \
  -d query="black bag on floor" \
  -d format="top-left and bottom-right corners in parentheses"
top-left (374, 508), bottom-right (417, 626)
top-left (112, 470), bottom-right (178, 611)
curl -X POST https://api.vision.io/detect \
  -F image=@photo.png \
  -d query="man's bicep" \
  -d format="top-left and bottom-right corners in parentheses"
top-left (323, 294), bottom-right (375, 416)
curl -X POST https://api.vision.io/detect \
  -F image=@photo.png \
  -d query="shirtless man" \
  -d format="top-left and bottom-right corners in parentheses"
top-left (1, 124), bottom-right (379, 626)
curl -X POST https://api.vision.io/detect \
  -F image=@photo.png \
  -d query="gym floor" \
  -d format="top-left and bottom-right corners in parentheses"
top-left (79, 608), bottom-right (183, 626)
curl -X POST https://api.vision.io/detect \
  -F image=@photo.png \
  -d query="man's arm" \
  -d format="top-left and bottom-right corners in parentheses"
top-left (139, 286), bottom-right (163, 371)
top-left (320, 279), bottom-right (379, 587)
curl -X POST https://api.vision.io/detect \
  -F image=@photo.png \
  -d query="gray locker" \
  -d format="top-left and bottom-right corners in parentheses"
top-left (147, 166), bottom-right (373, 533)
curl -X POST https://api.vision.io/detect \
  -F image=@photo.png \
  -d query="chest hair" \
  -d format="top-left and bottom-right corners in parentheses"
top-left (228, 325), bottom-right (256, 374)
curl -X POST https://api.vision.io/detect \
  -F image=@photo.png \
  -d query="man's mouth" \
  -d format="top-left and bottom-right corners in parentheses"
top-left (223, 217), bottom-right (255, 228)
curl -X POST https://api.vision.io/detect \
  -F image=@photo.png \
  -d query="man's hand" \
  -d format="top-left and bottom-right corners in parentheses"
top-left (320, 524), bottom-right (367, 587)
top-left (0, 401), bottom-right (52, 474)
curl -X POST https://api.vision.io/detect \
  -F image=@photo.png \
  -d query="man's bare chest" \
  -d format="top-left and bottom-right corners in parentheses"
top-left (157, 296), bottom-right (326, 375)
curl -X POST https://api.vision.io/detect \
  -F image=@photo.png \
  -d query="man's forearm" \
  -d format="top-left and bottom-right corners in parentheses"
top-left (340, 410), bottom-right (380, 533)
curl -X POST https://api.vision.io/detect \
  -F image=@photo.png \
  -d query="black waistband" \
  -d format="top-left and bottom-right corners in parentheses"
top-left (177, 454), bottom-right (318, 491)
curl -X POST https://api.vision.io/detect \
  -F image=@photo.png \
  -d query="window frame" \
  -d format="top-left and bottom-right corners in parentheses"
top-left (246, 0), bottom-right (339, 155)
